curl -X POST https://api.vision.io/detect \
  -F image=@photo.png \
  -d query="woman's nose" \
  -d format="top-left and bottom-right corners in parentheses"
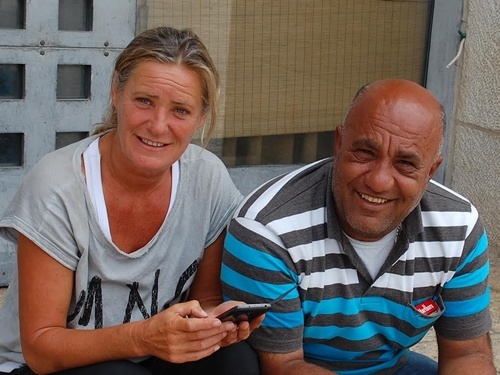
top-left (150, 109), bottom-right (169, 134)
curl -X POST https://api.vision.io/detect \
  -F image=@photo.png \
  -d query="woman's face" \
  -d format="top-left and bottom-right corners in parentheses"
top-left (111, 61), bottom-right (206, 176)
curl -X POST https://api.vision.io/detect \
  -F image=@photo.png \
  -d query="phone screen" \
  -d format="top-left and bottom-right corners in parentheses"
top-left (216, 303), bottom-right (272, 322)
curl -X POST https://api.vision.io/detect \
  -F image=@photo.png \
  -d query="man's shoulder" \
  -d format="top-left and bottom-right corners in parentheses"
top-left (422, 180), bottom-right (474, 213)
top-left (236, 158), bottom-right (333, 223)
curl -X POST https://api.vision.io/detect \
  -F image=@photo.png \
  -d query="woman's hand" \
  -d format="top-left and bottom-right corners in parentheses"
top-left (210, 301), bottom-right (265, 347)
top-left (138, 300), bottom-right (237, 363)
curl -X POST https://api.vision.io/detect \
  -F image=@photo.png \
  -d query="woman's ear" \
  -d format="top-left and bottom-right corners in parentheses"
top-left (110, 71), bottom-right (119, 107)
top-left (198, 113), bottom-right (207, 129)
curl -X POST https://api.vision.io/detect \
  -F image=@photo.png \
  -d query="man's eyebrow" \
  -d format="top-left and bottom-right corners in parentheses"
top-left (352, 139), bottom-right (378, 149)
top-left (397, 150), bottom-right (421, 159)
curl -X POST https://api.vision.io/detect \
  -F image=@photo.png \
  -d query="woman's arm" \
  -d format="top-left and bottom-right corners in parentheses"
top-left (188, 231), bottom-right (226, 311)
top-left (189, 230), bottom-right (264, 345)
top-left (17, 234), bottom-right (231, 374)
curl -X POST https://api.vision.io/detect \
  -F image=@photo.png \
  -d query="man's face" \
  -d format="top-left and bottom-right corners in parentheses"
top-left (332, 84), bottom-right (443, 241)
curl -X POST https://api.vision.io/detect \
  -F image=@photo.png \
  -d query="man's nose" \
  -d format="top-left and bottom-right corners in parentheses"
top-left (365, 161), bottom-right (394, 192)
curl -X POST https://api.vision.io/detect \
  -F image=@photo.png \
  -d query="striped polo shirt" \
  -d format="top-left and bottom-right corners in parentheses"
top-left (221, 157), bottom-right (491, 374)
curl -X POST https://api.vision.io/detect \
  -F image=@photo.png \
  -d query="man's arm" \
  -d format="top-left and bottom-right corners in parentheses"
top-left (257, 348), bottom-right (336, 375)
top-left (436, 332), bottom-right (496, 374)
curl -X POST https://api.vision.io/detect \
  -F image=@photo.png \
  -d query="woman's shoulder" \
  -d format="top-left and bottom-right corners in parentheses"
top-left (22, 136), bottom-right (96, 198)
top-left (181, 143), bottom-right (227, 169)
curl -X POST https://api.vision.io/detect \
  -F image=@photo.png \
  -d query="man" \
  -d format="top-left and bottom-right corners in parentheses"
top-left (220, 79), bottom-right (496, 374)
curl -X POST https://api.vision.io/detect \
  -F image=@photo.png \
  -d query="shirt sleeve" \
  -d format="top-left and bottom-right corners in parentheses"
top-left (0, 150), bottom-right (86, 270)
top-left (434, 209), bottom-right (492, 340)
top-left (221, 216), bottom-right (305, 353)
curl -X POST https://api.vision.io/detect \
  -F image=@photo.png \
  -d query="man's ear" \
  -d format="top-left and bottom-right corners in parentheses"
top-left (428, 155), bottom-right (444, 180)
top-left (334, 125), bottom-right (343, 155)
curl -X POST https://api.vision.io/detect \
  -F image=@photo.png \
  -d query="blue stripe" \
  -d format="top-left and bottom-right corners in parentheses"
top-left (224, 232), bottom-right (296, 278)
top-left (304, 321), bottom-right (426, 344)
top-left (221, 263), bottom-right (296, 299)
top-left (303, 296), bottom-right (407, 320)
top-left (444, 286), bottom-right (490, 317)
top-left (455, 231), bottom-right (488, 274)
top-left (303, 343), bottom-right (407, 374)
top-left (262, 310), bottom-right (303, 329)
top-left (446, 260), bottom-right (489, 289)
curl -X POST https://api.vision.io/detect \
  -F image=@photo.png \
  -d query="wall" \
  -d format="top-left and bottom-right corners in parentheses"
top-left (447, 0), bottom-right (500, 248)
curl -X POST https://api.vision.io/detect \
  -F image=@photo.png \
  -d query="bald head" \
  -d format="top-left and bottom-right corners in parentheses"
top-left (343, 79), bottom-right (445, 158)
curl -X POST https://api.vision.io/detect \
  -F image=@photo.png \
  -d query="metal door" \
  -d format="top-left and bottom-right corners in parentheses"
top-left (0, 0), bottom-right (136, 285)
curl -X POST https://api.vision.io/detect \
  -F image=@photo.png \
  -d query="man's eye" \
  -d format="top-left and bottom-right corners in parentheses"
top-left (354, 149), bottom-right (375, 159)
top-left (397, 160), bottom-right (417, 172)
top-left (137, 98), bottom-right (151, 105)
top-left (399, 160), bottom-right (415, 167)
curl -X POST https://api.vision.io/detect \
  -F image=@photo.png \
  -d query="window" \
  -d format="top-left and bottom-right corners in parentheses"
top-left (0, 133), bottom-right (23, 167)
top-left (137, 1), bottom-right (433, 167)
top-left (0, 64), bottom-right (25, 99)
top-left (57, 65), bottom-right (91, 99)
top-left (0, 0), bottom-right (25, 29)
top-left (56, 132), bottom-right (89, 149)
top-left (58, 0), bottom-right (93, 31)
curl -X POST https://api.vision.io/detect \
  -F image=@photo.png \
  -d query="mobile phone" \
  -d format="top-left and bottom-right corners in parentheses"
top-left (216, 303), bottom-right (272, 322)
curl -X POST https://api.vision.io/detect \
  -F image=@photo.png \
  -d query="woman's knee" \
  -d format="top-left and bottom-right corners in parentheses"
top-left (54, 360), bottom-right (151, 375)
top-left (199, 342), bottom-right (260, 374)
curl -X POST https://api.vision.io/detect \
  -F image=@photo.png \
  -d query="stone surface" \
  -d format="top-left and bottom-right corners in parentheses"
top-left (451, 126), bottom-right (500, 249)
top-left (456, 0), bottom-right (500, 131)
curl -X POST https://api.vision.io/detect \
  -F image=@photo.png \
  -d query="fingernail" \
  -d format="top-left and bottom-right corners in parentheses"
top-left (213, 319), bottom-right (222, 327)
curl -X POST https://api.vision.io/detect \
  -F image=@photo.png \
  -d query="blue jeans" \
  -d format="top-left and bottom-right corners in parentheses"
top-left (393, 351), bottom-right (438, 375)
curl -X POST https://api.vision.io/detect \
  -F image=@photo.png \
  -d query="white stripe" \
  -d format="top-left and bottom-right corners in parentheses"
top-left (430, 179), bottom-right (470, 202)
top-left (288, 238), bottom-right (343, 263)
top-left (421, 210), bottom-right (472, 228)
top-left (243, 160), bottom-right (326, 220)
top-left (267, 207), bottom-right (326, 235)
top-left (235, 217), bottom-right (285, 248)
top-left (428, 180), bottom-right (479, 237)
top-left (406, 241), bottom-right (465, 259)
top-left (300, 268), bottom-right (360, 288)
top-left (375, 271), bottom-right (455, 292)
top-left (466, 204), bottom-right (479, 237)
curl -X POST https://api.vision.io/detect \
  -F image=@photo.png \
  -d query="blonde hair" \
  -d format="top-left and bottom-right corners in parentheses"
top-left (92, 26), bottom-right (220, 146)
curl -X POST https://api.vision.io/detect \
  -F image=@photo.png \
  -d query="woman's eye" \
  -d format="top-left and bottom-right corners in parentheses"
top-left (174, 107), bottom-right (189, 115)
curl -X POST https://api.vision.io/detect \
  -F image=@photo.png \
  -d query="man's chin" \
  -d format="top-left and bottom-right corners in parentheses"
top-left (345, 220), bottom-right (393, 241)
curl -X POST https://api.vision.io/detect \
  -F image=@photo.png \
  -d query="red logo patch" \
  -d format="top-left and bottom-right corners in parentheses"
top-left (415, 299), bottom-right (438, 315)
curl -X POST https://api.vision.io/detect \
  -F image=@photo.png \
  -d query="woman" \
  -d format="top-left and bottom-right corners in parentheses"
top-left (0, 27), bottom-right (261, 374)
